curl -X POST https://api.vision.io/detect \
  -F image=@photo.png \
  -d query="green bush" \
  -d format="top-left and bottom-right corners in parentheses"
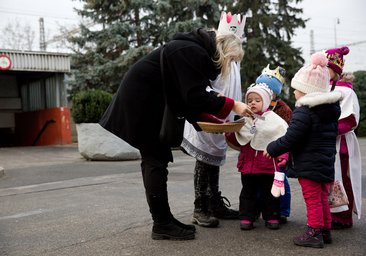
top-left (353, 71), bottom-right (366, 137)
top-left (71, 89), bottom-right (113, 123)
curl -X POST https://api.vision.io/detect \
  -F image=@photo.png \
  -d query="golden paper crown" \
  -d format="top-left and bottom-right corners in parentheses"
top-left (261, 65), bottom-right (286, 85)
top-left (217, 11), bottom-right (246, 40)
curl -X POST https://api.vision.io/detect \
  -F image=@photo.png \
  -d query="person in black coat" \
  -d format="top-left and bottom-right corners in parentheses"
top-left (100, 28), bottom-right (252, 240)
top-left (264, 53), bottom-right (342, 248)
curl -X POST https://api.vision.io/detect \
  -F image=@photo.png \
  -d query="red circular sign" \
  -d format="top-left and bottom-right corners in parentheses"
top-left (0, 54), bottom-right (12, 71)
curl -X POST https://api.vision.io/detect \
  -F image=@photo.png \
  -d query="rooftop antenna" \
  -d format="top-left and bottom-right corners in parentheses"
top-left (39, 17), bottom-right (46, 51)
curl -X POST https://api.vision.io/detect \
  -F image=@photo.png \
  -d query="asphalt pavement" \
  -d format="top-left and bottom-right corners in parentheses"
top-left (0, 139), bottom-right (365, 256)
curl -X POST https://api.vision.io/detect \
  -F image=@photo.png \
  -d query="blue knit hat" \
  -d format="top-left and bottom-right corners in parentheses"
top-left (255, 65), bottom-right (286, 95)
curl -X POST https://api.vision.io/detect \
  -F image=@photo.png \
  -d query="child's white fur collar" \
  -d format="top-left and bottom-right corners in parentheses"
top-left (296, 91), bottom-right (343, 108)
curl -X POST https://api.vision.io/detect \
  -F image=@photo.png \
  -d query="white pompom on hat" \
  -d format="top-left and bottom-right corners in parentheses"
top-left (291, 52), bottom-right (331, 94)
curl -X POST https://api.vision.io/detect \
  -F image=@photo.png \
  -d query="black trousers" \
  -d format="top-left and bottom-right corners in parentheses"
top-left (239, 173), bottom-right (280, 222)
top-left (140, 146), bottom-right (173, 223)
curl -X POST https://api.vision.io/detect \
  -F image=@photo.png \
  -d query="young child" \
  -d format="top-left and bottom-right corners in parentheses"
top-left (325, 46), bottom-right (349, 89)
top-left (226, 83), bottom-right (288, 230)
top-left (264, 52), bottom-right (342, 248)
top-left (255, 65), bottom-right (293, 224)
top-left (324, 47), bottom-right (362, 229)
top-left (331, 72), bottom-right (362, 229)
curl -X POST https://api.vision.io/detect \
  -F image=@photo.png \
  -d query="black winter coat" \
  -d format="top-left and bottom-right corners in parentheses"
top-left (99, 29), bottom-right (233, 152)
top-left (267, 92), bottom-right (342, 182)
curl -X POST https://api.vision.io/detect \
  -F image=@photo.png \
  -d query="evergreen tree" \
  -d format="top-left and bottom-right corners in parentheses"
top-left (233, 0), bottom-right (306, 104)
top-left (68, 0), bottom-right (158, 93)
top-left (353, 70), bottom-right (366, 136)
top-left (68, 0), bottom-right (227, 94)
top-left (68, 0), bottom-right (307, 105)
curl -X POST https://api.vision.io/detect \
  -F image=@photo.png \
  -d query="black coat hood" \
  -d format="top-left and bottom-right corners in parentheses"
top-left (173, 28), bottom-right (217, 60)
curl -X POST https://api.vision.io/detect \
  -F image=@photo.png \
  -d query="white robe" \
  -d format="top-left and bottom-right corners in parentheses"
top-left (330, 86), bottom-right (362, 218)
top-left (181, 61), bottom-right (242, 166)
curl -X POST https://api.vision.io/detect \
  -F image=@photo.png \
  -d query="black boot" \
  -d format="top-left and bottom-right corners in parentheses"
top-left (146, 194), bottom-right (195, 240)
top-left (152, 220), bottom-right (195, 240)
top-left (206, 164), bottom-right (238, 220)
top-left (293, 226), bottom-right (324, 248)
top-left (210, 192), bottom-right (239, 219)
top-left (192, 160), bottom-right (220, 227)
top-left (192, 196), bottom-right (219, 227)
top-left (172, 217), bottom-right (196, 232)
top-left (192, 211), bottom-right (219, 227)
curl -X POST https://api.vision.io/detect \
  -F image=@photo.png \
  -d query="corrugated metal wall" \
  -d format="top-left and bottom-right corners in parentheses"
top-left (0, 50), bottom-right (70, 72)
top-left (1, 50), bottom-right (70, 112)
top-left (21, 73), bottom-right (67, 111)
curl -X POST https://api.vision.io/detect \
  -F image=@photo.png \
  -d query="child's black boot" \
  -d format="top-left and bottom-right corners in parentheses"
top-left (210, 192), bottom-right (239, 219)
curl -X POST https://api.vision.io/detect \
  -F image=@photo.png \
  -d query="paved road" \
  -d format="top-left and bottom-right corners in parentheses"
top-left (0, 139), bottom-right (365, 256)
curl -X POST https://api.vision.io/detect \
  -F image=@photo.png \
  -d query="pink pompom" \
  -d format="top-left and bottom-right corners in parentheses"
top-left (310, 52), bottom-right (328, 67)
top-left (340, 46), bottom-right (350, 55)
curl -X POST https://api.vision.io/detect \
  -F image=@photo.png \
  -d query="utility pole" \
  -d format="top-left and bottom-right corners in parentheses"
top-left (334, 17), bottom-right (340, 47)
top-left (39, 17), bottom-right (46, 51)
top-left (310, 29), bottom-right (315, 55)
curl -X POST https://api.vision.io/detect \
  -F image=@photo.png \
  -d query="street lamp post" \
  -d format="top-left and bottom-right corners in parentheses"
top-left (334, 17), bottom-right (340, 47)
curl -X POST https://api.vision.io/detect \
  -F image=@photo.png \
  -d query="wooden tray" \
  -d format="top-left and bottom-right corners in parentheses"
top-left (197, 121), bottom-right (245, 133)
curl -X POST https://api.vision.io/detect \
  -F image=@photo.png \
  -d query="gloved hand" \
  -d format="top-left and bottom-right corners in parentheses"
top-left (277, 158), bottom-right (287, 167)
top-left (271, 172), bottom-right (285, 198)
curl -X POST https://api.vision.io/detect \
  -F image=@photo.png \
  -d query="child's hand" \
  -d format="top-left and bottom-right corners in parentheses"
top-left (233, 101), bottom-right (253, 117)
top-left (277, 158), bottom-right (287, 167)
top-left (263, 149), bottom-right (271, 158)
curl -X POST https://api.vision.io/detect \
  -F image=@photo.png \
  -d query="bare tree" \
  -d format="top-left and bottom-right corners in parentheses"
top-left (1, 19), bottom-right (35, 50)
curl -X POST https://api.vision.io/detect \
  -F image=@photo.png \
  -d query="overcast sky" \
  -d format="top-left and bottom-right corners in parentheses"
top-left (0, 0), bottom-right (365, 71)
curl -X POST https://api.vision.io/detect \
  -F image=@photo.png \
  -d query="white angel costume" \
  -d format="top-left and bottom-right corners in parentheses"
top-left (331, 86), bottom-right (362, 218)
top-left (181, 61), bottom-right (242, 166)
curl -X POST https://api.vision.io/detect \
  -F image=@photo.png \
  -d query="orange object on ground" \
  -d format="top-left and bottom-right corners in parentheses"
top-left (15, 107), bottom-right (72, 146)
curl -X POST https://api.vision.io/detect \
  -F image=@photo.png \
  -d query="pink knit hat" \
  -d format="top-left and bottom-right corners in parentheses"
top-left (291, 52), bottom-right (330, 94)
top-left (245, 83), bottom-right (273, 112)
top-left (325, 46), bottom-right (350, 76)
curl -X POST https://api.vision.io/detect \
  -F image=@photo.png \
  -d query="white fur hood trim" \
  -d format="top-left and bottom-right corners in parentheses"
top-left (296, 91), bottom-right (343, 108)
